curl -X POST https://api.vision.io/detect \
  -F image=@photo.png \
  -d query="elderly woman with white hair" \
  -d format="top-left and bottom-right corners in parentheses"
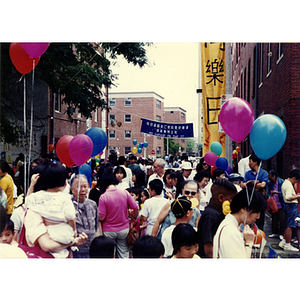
top-left (70, 174), bottom-right (99, 258)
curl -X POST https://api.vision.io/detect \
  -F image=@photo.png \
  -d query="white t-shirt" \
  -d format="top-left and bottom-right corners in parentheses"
top-left (25, 190), bottom-right (76, 223)
top-left (282, 179), bottom-right (298, 204)
top-left (140, 196), bottom-right (169, 235)
top-left (11, 204), bottom-right (26, 237)
top-left (117, 181), bottom-right (129, 190)
top-left (161, 224), bottom-right (176, 257)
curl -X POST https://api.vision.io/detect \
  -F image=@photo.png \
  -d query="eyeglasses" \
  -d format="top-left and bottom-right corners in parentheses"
top-left (184, 190), bottom-right (197, 196)
top-left (202, 162), bottom-right (208, 166)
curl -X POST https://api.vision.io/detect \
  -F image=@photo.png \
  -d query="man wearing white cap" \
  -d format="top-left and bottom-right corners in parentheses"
top-left (181, 161), bottom-right (193, 180)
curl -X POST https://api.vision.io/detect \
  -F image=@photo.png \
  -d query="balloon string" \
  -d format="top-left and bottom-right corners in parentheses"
top-left (23, 75), bottom-right (27, 196)
top-left (28, 59), bottom-right (35, 191)
top-left (18, 75), bottom-right (24, 82)
top-left (245, 160), bottom-right (262, 207)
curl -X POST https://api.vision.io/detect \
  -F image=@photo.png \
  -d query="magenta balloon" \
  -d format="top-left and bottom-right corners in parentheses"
top-left (219, 97), bottom-right (254, 142)
top-left (21, 43), bottom-right (50, 58)
top-left (69, 134), bottom-right (93, 166)
top-left (204, 152), bottom-right (218, 167)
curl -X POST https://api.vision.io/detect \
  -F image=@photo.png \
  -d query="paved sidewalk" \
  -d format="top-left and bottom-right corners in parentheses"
top-left (256, 212), bottom-right (300, 258)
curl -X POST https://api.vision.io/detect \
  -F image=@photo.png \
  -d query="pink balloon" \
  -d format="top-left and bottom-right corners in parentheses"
top-left (204, 152), bottom-right (218, 167)
top-left (69, 134), bottom-right (93, 166)
top-left (21, 43), bottom-right (50, 58)
top-left (219, 97), bottom-right (254, 142)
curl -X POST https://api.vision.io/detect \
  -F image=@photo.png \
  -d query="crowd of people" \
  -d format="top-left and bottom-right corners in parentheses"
top-left (0, 151), bottom-right (300, 259)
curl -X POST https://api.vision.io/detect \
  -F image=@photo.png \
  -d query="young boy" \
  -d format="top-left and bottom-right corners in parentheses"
top-left (171, 223), bottom-right (200, 259)
top-left (140, 179), bottom-right (169, 236)
top-left (0, 219), bottom-right (16, 245)
top-left (279, 169), bottom-right (300, 252)
top-left (197, 178), bottom-right (237, 258)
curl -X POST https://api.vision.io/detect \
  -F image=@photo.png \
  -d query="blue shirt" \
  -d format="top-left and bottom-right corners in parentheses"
top-left (243, 168), bottom-right (269, 184)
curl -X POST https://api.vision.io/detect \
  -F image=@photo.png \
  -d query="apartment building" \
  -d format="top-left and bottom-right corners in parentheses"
top-left (107, 91), bottom-right (164, 157)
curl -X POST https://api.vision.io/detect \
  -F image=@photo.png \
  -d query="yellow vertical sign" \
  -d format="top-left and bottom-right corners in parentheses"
top-left (201, 42), bottom-right (226, 156)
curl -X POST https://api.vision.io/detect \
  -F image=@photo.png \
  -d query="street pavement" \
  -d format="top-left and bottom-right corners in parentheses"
top-left (256, 212), bottom-right (300, 259)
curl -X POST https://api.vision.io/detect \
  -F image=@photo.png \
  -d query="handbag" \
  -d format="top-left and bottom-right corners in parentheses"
top-left (18, 213), bottom-right (54, 258)
top-left (266, 195), bottom-right (278, 214)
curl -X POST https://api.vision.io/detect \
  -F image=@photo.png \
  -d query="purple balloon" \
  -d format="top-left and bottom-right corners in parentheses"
top-left (226, 166), bottom-right (233, 175)
top-left (219, 97), bottom-right (254, 142)
top-left (204, 152), bottom-right (218, 167)
top-left (21, 43), bottom-right (50, 58)
top-left (69, 134), bottom-right (93, 166)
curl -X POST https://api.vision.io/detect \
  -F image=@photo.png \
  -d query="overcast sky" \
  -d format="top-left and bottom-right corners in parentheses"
top-left (109, 42), bottom-right (200, 139)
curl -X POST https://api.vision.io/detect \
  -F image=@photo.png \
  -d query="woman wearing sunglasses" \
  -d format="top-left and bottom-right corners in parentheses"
top-left (151, 180), bottom-right (201, 240)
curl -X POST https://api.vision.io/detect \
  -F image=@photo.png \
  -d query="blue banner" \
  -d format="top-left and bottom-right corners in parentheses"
top-left (140, 118), bottom-right (194, 138)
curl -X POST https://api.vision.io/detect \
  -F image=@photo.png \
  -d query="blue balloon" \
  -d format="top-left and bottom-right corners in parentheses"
top-left (85, 127), bottom-right (107, 157)
top-left (250, 114), bottom-right (286, 160)
top-left (139, 143), bottom-right (144, 149)
top-left (215, 157), bottom-right (228, 171)
top-left (138, 148), bottom-right (142, 154)
top-left (133, 139), bottom-right (137, 145)
top-left (79, 163), bottom-right (92, 187)
top-left (144, 142), bottom-right (148, 148)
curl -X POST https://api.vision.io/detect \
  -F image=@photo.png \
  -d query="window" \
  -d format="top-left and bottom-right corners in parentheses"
top-left (181, 139), bottom-right (185, 143)
top-left (170, 111), bottom-right (174, 114)
top-left (277, 43), bottom-right (283, 64)
top-left (124, 97), bottom-right (131, 107)
top-left (156, 115), bottom-right (161, 122)
top-left (181, 112), bottom-right (185, 120)
top-left (156, 147), bottom-right (161, 155)
top-left (94, 108), bottom-right (98, 122)
top-left (124, 130), bottom-right (131, 139)
top-left (109, 130), bottom-right (115, 139)
top-left (53, 93), bottom-right (61, 112)
top-left (109, 114), bottom-right (116, 123)
top-left (109, 98), bottom-right (116, 106)
top-left (157, 136), bottom-right (161, 140)
top-left (124, 114), bottom-right (131, 123)
top-left (259, 43), bottom-right (263, 87)
top-left (267, 43), bottom-right (272, 76)
top-left (109, 146), bottom-right (116, 152)
top-left (156, 99), bottom-right (161, 109)
top-left (124, 147), bottom-right (131, 154)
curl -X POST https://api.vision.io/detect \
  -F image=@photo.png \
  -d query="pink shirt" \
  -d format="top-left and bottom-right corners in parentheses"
top-left (98, 187), bottom-right (139, 232)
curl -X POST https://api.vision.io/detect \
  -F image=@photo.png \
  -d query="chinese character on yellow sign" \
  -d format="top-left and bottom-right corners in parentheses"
top-left (201, 42), bottom-right (226, 156)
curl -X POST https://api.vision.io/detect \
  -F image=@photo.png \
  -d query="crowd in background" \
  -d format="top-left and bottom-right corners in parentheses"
top-left (0, 151), bottom-right (300, 259)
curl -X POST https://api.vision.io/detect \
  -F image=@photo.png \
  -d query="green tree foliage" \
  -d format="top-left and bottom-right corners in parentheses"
top-left (164, 138), bottom-right (184, 155)
top-left (0, 42), bottom-right (151, 143)
top-left (186, 138), bottom-right (196, 153)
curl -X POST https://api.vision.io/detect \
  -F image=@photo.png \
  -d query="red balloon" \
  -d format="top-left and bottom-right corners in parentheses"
top-left (48, 144), bottom-right (55, 152)
top-left (232, 152), bottom-right (238, 159)
top-left (9, 43), bottom-right (40, 75)
top-left (211, 166), bottom-right (217, 176)
top-left (56, 135), bottom-right (74, 167)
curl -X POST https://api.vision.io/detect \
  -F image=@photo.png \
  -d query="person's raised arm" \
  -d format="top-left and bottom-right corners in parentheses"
top-left (151, 201), bottom-right (171, 237)
top-left (26, 173), bottom-right (40, 196)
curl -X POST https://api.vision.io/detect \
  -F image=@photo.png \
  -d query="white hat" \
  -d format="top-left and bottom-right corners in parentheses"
top-left (181, 161), bottom-right (192, 170)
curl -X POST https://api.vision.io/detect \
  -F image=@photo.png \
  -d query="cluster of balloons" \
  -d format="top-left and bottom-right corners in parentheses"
top-left (9, 42), bottom-right (50, 75)
top-left (132, 140), bottom-right (148, 154)
top-left (232, 146), bottom-right (240, 162)
top-left (219, 97), bottom-right (287, 160)
top-left (204, 141), bottom-right (232, 175)
top-left (55, 127), bottom-right (107, 167)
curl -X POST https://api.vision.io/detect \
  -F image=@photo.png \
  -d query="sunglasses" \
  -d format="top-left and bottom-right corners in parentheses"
top-left (202, 162), bottom-right (208, 166)
top-left (184, 190), bottom-right (197, 196)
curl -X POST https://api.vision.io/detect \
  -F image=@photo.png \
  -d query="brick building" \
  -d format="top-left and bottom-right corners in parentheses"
top-left (107, 91), bottom-right (164, 157)
top-left (231, 43), bottom-right (300, 177)
top-left (48, 91), bottom-right (103, 158)
top-left (164, 107), bottom-right (187, 154)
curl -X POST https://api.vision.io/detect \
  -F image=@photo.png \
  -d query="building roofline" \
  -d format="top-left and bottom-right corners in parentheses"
top-left (108, 91), bottom-right (164, 100)
top-left (164, 107), bottom-right (186, 113)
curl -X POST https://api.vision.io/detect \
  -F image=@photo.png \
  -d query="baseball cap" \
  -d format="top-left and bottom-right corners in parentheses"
top-left (171, 196), bottom-right (199, 218)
